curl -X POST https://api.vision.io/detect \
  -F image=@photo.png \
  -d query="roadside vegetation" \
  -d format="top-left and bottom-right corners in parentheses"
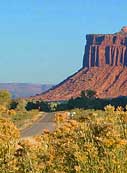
top-left (1, 104), bottom-right (127, 172)
top-left (0, 90), bottom-right (41, 129)
top-left (1, 89), bottom-right (127, 172)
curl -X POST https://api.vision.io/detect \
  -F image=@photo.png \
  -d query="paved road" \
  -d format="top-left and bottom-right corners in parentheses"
top-left (21, 112), bottom-right (56, 138)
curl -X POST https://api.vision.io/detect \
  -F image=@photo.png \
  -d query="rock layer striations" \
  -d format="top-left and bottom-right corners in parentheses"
top-left (33, 27), bottom-right (127, 101)
top-left (83, 28), bottom-right (127, 68)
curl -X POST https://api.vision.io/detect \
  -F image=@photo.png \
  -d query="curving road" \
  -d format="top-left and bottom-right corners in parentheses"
top-left (21, 112), bottom-right (56, 138)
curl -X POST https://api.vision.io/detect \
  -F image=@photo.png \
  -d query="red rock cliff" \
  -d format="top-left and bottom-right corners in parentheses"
top-left (33, 27), bottom-right (127, 101)
top-left (83, 27), bottom-right (127, 68)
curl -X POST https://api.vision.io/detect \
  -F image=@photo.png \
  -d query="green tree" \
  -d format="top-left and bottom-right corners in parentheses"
top-left (67, 97), bottom-right (75, 109)
top-left (0, 90), bottom-right (11, 108)
top-left (80, 90), bottom-right (87, 98)
top-left (16, 98), bottom-right (27, 111)
top-left (49, 102), bottom-right (58, 111)
top-left (39, 101), bottom-right (50, 112)
top-left (85, 89), bottom-right (96, 98)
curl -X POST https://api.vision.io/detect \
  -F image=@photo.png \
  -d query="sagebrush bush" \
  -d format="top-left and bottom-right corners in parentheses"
top-left (1, 105), bottom-right (127, 172)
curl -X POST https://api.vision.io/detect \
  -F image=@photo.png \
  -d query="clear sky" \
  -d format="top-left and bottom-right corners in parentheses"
top-left (0, 0), bottom-right (127, 84)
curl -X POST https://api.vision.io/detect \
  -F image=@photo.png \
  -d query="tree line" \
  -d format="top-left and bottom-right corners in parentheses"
top-left (1, 89), bottom-right (127, 112)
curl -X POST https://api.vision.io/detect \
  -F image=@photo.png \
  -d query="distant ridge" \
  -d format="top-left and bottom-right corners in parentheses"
top-left (0, 83), bottom-right (54, 98)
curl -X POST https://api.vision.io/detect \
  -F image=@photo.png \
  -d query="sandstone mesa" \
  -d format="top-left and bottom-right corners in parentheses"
top-left (34, 27), bottom-right (127, 101)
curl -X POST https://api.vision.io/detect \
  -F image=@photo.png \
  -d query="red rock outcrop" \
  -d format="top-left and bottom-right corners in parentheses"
top-left (83, 27), bottom-right (127, 68)
top-left (33, 27), bottom-right (127, 101)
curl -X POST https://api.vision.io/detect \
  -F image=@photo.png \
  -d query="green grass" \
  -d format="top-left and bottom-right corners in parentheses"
top-left (13, 110), bottom-right (40, 129)
top-left (5, 109), bottom-right (40, 129)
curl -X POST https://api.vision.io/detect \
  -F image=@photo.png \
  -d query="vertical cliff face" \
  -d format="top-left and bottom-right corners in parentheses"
top-left (83, 28), bottom-right (127, 68)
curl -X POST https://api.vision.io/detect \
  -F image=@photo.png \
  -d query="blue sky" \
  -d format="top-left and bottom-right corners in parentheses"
top-left (0, 0), bottom-right (127, 84)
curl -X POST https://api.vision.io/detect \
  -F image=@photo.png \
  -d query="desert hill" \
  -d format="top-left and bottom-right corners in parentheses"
top-left (34, 26), bottom-right (127, 101)
top-left (0, 83), bottom-right (53, 98)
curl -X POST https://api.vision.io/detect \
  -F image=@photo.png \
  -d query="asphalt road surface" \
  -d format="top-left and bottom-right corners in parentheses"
top-left (21, 112), bottom-right (56, 138)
